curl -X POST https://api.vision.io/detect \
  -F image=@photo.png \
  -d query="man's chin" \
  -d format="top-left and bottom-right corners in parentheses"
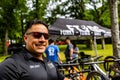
top-left (36, 50), bottom-right (45, 54)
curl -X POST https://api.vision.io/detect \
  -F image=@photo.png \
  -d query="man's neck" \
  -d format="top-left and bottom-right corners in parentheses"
top-left (50, 43), bottom-right (54, 45)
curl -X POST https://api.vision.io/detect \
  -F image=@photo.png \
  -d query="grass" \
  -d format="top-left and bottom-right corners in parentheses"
top-left (59, 44), bottom-right (113, 61)
top-left (0, 54), bottom-right (10, 62)
top-left (0, 44), bottom-right (113, 62)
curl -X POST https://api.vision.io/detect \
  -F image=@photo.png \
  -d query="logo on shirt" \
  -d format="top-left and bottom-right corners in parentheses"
top-left (48, 47), bottom-right (55, 56)
top-left (29, 65), bottom-right (40, 69)
top-left (47, 63), bottom-right (55, 69)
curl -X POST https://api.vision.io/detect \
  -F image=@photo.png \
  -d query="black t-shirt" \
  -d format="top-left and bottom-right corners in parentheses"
top-left (0, 48), bottom-right (64, 80)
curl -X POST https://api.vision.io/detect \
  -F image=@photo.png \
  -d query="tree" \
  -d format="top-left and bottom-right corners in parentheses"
top-left (0, 0), bottom-right (51, 55)
top-left (87, 0), bottom-right (111, 28)
top-left (0, 0), bottom-right (27, 55)
top-left (28, 0), bottom-right (49, 20)
top-left (109, 0), bottom-right (120, 57)
top-left (46, 0), bottom-right (112, 28)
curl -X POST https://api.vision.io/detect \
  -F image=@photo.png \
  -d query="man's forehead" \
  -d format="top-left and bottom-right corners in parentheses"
top-left (27, 24), bottom-right (48, 31)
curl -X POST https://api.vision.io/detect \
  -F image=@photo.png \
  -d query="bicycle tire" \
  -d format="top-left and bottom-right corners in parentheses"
top-left (86, 71), bottom-right (108, 80)
top-left (104, 56), bottom-right (117, 71)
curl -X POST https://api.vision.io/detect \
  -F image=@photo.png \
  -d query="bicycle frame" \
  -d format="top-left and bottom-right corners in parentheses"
top-left (72, 66), bottom-right (86, 80)
top-left (83, 56), bottom-right (110, 79)
top-left (91, 63), bottom-right (106, 75)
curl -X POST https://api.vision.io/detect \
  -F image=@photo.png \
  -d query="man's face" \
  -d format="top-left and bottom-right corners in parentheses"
top-left (65, 39), bottom-right (69, 44)
top-left (24, 24), bottom-right (48, 54)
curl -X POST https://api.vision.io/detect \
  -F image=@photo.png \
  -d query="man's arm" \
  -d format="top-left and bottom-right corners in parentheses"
top-left (69, 43), bottom-right (73, 60)
top-left (73, 47), bottom-right (79, 54)
top-left (69, 48), bottom-right (73, 60)
top-left (57, 53), bottom-right (62, 63)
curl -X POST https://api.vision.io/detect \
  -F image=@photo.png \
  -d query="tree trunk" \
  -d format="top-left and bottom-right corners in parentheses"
top-left (4, 29), bottom-right (8, 55)
top-left (109, 0), bottom-right (120, 58)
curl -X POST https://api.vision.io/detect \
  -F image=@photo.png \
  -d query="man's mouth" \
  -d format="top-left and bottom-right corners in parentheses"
top-left (35, 43), bottom-right (46, 46)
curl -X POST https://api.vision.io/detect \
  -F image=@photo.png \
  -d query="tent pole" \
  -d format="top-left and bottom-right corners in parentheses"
top-left (90, 38), bottom-right (94, 50)
top-left (93, 36), bottom-right (98, 57)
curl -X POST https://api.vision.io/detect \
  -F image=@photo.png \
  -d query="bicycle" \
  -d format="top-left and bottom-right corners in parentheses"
top-left (81, 55), bottom-right (109, 80)
top-left (85, 55), bottom-right (120, 80)
top-left (57, 55), bottom-right (109, 80)
top-left (57, 57), bottom-right (88, 80)
top-left (104, 56), bottom-right (120, 79)
top-left (67, 56), bottom-right (108, 80)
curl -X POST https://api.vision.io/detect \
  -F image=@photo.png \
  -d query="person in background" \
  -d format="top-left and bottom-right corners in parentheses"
top-left (72, 43), bottom-right (79, 59)
top-left (45, 39), bottom-right (62, 66)
top-left (0, 19), bottom-right (69, 80)
top-left (64, 37), bottom-right (73, 62)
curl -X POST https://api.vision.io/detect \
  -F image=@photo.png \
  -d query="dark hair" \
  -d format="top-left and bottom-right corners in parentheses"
top-left (49, 39), bottom-right (54, 44)
top-left (25, 19), bottom-right (48, 32)
top-left (72, 43), bottom-right (77, 48)
top-left (65, 37), bottom-right (70, 40)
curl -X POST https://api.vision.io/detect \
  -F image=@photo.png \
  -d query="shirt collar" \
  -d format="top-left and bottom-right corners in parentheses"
top-left (22, 48), bottom-right (47, 62)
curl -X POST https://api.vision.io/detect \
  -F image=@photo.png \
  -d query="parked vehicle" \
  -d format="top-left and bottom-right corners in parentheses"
top-left (8, 43), bottom-right (25, 54)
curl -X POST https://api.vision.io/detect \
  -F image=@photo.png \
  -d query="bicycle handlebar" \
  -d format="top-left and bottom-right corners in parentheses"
top-left (89, 55), bottom-right (103, 61)
top-left (57, 56), bottom-right (120, 67)
top-left (57, 63), bottom-right (80, 67)
top-left (67, 57), bottom-right (80, 63)
top-left (83, 61), bottom-right (104, 65)
top-left (104, 58), bottom-right (120, 62)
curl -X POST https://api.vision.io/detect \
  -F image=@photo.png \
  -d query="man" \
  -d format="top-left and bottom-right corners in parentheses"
top-left (0, 19), bottom-right (69, 80)
top-left (45, 39), bottom-right (62, 65)
top-left (64, 37), bottom-right (73, 62)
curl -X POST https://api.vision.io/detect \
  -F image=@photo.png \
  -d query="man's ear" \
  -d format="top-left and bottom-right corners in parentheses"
top-left (23, 35), bottom-right (27, 42)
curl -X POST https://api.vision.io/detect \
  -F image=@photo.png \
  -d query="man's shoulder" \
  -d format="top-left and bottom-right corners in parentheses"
top-left (54, 45), bottom-right (58, 47)
top-left (69, 43), bottom-right (73, 47)
top-left (2, 53), bottom-right (22, 63)
top-left (43, 57), bottom-right (54, 63)
top-left (47, 45), bottom-right (58, 49)
top-left (0, 56), bottom-right (17, 68)
top-left (5, 51), bottom-right (26, 64)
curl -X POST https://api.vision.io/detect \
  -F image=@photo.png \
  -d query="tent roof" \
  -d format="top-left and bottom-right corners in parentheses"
top-left (49, 18), bottom-right (111, 39)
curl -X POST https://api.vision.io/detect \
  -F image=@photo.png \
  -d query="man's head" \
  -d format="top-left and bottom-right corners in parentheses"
top-left (24, 19), bottom-right (49, 55)
top-left (65, 37), bottom-right (70, 44)
top-left (49, 39), bottom-right (54, 45)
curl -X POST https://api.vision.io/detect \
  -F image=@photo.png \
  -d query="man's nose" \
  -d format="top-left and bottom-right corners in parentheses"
top-left (38, 35), bottom-right (46, 41)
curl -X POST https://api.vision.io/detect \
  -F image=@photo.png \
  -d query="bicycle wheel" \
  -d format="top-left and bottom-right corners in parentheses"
top-left (104, 56), bottom-right (117, 71)
top-left (86, 71), bottom-right (108, 80)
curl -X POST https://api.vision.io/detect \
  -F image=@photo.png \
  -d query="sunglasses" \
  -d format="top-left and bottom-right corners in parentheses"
top-left (26, 32), bottom-right (49, 39)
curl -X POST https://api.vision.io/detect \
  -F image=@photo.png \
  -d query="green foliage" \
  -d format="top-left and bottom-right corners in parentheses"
top-left (0, 0), bottom-right (28, 55)
top-left (0, 0), bottom-right (28, 40)
top-left (29, 0), bottom-right (49, 20)
top-left (46, 0), bottom-right (112, 29)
